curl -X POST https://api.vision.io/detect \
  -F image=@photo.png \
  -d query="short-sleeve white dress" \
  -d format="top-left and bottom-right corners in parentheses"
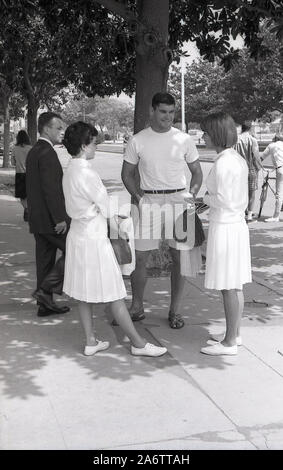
top-left (62, 158), bottom-right (127, 303)
top-left (203, 148), bottom-right (252, 290)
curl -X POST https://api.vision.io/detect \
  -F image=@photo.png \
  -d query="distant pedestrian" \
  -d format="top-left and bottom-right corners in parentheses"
top-left (200, 112), bottom-right (252, 356)
top-left (62, 121), bottom-right (167, 357)
top-left (11, 130), bottom-right (32, 222)
top-left (261, 134), bottom-right (283, 222)
top-left (234, 121), bottom-right (262, 222)
top-left (26, 112), bottom-right (70, 317)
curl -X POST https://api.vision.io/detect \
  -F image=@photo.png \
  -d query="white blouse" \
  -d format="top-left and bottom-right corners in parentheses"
top-left (62, 159), bottom-right (114, 221)
top-left (203, 148), bottom-right (248, 224)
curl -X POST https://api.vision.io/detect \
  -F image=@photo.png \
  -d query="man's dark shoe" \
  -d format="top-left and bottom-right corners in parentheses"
top-left (33, 288), bottom-right (69, 313)
top-left (37, 306), bottom-right (66, 317)
top-left (37, 305), bottom-right (70, 316)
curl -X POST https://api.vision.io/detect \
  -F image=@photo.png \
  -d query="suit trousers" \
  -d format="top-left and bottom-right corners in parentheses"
top-left (34, 233), bottom-right (67, 295)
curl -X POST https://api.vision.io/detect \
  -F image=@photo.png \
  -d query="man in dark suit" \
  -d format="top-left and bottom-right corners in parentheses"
top-left (26, 112), bottom-right (70, 317)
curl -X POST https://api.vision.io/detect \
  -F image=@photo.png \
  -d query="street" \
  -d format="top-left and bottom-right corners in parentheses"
top-left (1, 149), bottom-right (283, 450)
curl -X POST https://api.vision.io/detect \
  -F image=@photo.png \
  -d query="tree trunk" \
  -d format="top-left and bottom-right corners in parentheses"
top-left (133, 1), bottom-right (172, 273)
top-left (2, 95), bottom-right (11, 168)
top-left (27, 97), bottom-right (40, 145)
top-left (134, 0), bottom-right (170, 133)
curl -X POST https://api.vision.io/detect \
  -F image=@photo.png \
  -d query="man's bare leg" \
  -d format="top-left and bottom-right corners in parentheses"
top-left (247, 188), bottom-right (256, 220)
top-left (129, 250), bottom-right (151, 317)
top-left (168, 247), bottom-right (186, 328)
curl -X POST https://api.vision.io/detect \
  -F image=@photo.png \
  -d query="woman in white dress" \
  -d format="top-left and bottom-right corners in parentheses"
top-left (200, 112), bottom-right (252, 356)
top-left (62, 122), bottom-right (167, 358)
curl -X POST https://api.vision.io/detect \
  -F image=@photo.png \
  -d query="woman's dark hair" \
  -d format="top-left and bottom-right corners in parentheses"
top-left (201, 112), bottom-right (238, 148)
top-left (152, 92), bottom-right (175, 109)
top-left (63, 121), bottom-right (98, 156)
top-left (16, 130), bottom-right (31, 146)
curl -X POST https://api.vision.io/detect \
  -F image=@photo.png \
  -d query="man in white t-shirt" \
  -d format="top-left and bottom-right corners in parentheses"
top-left (121, 92), bottom-right (203, 329)
top-left (261, 134), bottom-right (283, 222)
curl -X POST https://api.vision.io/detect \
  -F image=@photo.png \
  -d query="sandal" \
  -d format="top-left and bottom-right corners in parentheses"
top-left (131, 309), bottom-right (145, 322)
top-left (111, 309), bottom-right (145, 326)
top-left (168, 311), bottom-right (185, 329)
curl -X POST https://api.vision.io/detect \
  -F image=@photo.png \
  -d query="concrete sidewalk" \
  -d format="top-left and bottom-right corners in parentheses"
top-left (1, 162), bottom-right (283, 450)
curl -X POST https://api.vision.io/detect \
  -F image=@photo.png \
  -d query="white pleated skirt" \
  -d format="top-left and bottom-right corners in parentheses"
top-left (63, 215), bottom-right (127, 303)
top-left (205, 220), bottom-right (252, 290)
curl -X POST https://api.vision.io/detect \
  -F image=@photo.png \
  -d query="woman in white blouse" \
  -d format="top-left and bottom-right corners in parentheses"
top-left (62, 121), bottom-right (167, 358)
top-left (200, 112), bottom-right (252, 356)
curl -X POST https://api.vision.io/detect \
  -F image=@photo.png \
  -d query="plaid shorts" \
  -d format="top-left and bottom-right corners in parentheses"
top-left (248, 168), bottom-right (258, 191)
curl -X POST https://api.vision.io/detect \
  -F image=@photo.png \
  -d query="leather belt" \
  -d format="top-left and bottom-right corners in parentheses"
top-left (143, 188), bottom-right (185, 194)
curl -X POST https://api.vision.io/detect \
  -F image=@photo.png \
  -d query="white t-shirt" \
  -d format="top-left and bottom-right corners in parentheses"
top-left (124, 126), bottom-right (199, 190)
top-left (261, 141), bottom-right (283, 174)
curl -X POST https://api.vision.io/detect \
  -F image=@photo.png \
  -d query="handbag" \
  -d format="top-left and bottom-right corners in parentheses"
top-left (173, 209), bottom-right (205, 247)
top-left (107, 222), bottom-right (132, 265)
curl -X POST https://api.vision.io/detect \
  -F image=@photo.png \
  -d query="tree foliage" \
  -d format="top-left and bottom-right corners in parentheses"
top-left (1, 0), bottom-right (283, 134)
top-left (169, 26), bottom-right (283, 125)
top-left (37, 0), bottom-right (283, 131)
top-left (0, 1), bottom-right (70, 144)
top-left (62, 95), bottom-right (134, 135)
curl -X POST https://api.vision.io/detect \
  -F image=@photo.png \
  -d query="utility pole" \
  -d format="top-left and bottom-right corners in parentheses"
top-left (181, 57), bottom-right (186, 133)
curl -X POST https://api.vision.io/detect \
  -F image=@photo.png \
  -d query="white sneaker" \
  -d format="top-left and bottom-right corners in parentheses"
top-left (201, 343), bottom-right (238, 356)
top-left (131, 342), bottom-right (167, 357)
top-left (84, 340), bottom-right (110, 356)
top-left (209, 333), bottom-right (242, 346)
top-left (265, 217), bottom-right (280, 222)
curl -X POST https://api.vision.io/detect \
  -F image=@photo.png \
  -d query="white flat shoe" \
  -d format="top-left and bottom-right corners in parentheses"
top-left (84, 340), bottom-right (110, 356)
top-left (201, 343), bottom-right (238, 356)
top-left (131, 342), bottom-right (167, 357)
top-left (209, 333), bottom-right (242, 346)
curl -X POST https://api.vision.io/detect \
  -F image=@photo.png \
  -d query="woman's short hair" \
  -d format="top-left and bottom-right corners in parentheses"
top-left (63, 121), bottom-right (98, 156)
top-left (152, 92), bottom-right (175, 109)
top-left (201, 112), bottom-right (238, 148)
top-left (16, 130), bottom-right (31, 146)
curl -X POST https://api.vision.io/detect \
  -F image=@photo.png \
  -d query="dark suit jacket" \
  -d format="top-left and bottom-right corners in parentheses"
top-left (26, 139), bottom-right (70, 234)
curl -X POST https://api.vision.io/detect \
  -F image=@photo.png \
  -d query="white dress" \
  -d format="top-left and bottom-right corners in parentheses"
top-left (62, 159), bottom-right (127, 303)
top-left (203, 148), bottom-right (252, 290)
